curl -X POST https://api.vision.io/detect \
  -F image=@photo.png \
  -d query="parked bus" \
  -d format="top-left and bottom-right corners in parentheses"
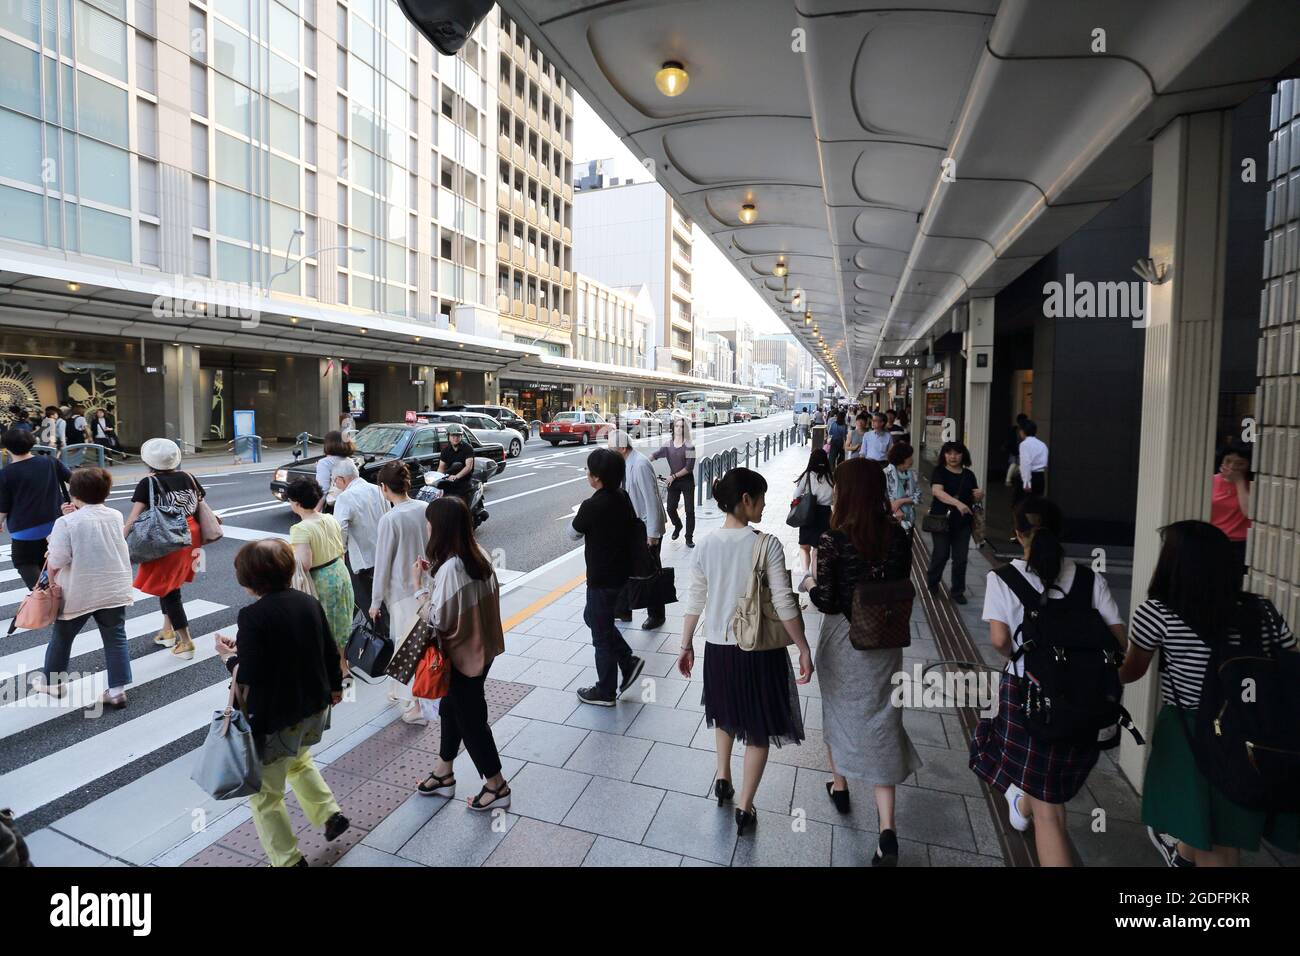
top-left (793, 388), bottom-right (823, 414)
top-left (733, 394), bottom-right (771, 419)
top-left (675, 390), bottom-right (732, 427)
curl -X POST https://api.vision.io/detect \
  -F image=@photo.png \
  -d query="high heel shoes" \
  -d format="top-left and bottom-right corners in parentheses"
top-left (714, 778), bottom-right (735, 806)
top-left (735, 807), bottom-right (757, 836)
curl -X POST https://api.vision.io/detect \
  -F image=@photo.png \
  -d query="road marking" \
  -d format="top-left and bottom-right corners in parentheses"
top-left (499, 544), bottom-right (584, 597)
top-left (503, 572), bottom-right (586, 632)
top-left (213, 501), bottom-right (289, 518)
top-left (216, 525), bottom-right (290, 542)
top-left (487, 475), bottom-right (589, 505)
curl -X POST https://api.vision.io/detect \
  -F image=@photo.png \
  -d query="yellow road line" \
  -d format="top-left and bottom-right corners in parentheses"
top-left (503, 572), bottom-right (587, 632)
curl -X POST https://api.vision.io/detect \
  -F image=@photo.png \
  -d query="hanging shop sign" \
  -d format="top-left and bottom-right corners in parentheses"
top-left (873, 368), bottom-right (905, 379)
top-left (879, 355), bottom-right (924, 368)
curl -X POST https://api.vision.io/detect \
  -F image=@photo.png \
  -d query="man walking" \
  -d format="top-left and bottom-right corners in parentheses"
top-left (1015, 419), bottom-right (1049, 504)
top-left (568, 448), bottom-right (644, 706)
top-left (331, 459), bottom-right (387, 616)
top-left (797, 408), bottom-right (811, 444)
top-left (608, 429), bottom-right (667, 630)
top-left (862, 412), bottom-right (893, 462)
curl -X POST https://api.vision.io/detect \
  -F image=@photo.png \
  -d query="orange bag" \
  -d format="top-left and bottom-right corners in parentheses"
top-left (411, 644), bottom-right (451, 701)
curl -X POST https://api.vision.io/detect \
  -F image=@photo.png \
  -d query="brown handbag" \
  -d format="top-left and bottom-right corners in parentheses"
top-left (848, 576), bottom-right (915, 650)
top-left (189, 474), bottom-right (223, 544)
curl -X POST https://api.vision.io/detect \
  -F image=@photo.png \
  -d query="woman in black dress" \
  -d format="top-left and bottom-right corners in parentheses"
top-left (924, 441), bottom-right (984, 604)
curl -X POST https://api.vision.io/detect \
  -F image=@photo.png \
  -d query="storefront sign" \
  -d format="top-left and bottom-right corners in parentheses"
top-left (879, 355), bottom-right (924, 368)
top-left (873, 368), bottom-right (905, 379)
top-left (925, 391), bottom-right (947, 420)
top-left (865, 381), bottom-right (887, 389)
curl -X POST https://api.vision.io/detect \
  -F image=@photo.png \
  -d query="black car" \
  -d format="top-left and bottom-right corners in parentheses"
top-left (270, 421), bottom-right (505, 501)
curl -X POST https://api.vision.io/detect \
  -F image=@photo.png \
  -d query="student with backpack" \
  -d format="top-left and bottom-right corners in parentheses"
top-left (970, 497), bottom-right (1129, 866)
top-left (1120, 520), bottom-right (1298, 868)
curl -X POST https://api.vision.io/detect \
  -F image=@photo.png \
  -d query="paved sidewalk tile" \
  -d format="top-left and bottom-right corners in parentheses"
top-left (485, 817), bottom-right (595, 867)
top-left (642, 790), bottom-right (738, 865)
top-left (506, 763), bottom-right (593, 824)
top-left (582, 836), bottom-right (682, 867)
top-left (501, 720), bottom-right (589, 767)
top-left (563, 776), bottom-right (664, 843)
top-left (564, 730), bottom-right (654, 780)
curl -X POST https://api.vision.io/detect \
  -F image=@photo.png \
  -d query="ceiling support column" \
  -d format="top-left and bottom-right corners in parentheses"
top-left (321, 357), bottom-right (343, 434)
top-left (1119, 111), bottom-right (1231, 788)
top-left (963, 298), bottom-right (995, 493)
top-left (162, 344), bottom-right (199, 452)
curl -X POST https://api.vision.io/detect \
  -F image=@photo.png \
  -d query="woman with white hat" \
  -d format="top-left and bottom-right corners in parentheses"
top-left (123, 438), bottom-right (205, 660)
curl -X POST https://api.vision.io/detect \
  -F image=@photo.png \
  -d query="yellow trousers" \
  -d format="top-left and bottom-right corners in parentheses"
top-left (249, 746), bottom-right (340, 867)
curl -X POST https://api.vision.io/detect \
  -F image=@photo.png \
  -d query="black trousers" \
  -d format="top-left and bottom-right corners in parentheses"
top-left (1013, 470), bottom-right (1046, 509)
top-left (11, 537), bottom-right (47, 590)
top-left (349, 565), bottom-right (374, 617)
top-left (615, 538), bottom-right (665, 621)
top-left (438, 661), bottom-right (502, 779)
top-left (588, 585), bottom-right (635, 696)
top-left (926, 518), bottom-right (972, 597)
top-left (159, 588), bottom-right (188, 629)
top-left (665, 477), bottom-right (695, 540)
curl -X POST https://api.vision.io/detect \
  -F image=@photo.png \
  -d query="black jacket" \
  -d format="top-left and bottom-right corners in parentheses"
top-left (572, 487), bottom-right (639, 589)
top-left (224, 588), bottom-right (341, 739)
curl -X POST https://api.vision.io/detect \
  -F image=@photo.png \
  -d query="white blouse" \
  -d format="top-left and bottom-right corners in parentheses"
top-left (796, 472), bottom-right (834, 506)
top-left (684, 527), bottom-right (800, 645)
top-left (46, 504), bottom-right (135, 619)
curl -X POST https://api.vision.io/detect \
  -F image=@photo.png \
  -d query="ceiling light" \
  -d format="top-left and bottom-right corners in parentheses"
top-left (67, 282), bottom-right (80, 292)
top-left (414, 336), bottom-right (421, 342)
top-left (655, 61), bottom-right (689, 97)
top-left (359, 328), bottom-right (367, 334)
top-left (773, 261), bottom-right (787, 278)
top-left (290, 317), bottom-right (299, 324)
top-left (738, 203), bottom-right (757, 225)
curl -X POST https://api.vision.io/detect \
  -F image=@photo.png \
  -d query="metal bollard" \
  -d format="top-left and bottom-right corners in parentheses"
top-left (296, 431), bottom-right (312, 460)
top-left (61, 443), bottom-right (106, 468)
top-left (231, 434), bottom-right (263, 463)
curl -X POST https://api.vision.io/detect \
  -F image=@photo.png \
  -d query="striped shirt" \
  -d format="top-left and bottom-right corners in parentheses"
top-left (1130, 597), bottom-right (1295, 708)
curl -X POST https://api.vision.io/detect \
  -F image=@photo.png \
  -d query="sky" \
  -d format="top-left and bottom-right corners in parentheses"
top-left (572, 95), bottom-right (791, 336)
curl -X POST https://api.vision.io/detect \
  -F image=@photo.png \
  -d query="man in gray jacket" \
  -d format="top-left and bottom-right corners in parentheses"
top-left (608, 429), bottom-right (667, 630)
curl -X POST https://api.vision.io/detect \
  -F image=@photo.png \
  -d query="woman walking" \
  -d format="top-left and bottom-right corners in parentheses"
top-left (39, 467), bottom-right (134, 707)
top-left (884, 442), bottom-right (918, 533)
top-left (314, 431), bottom-right (351, 507)
top-left (652, 416), bottom-right (697, 547)
top-left (807, 458), bottom-right (920, 865)
top-left (124, 438), bottom-right (204, 660)
top-left (1210, 443), bottom-right (1252, 578)
top-left (414, 496), bottom-right (511, 810)
top-left (793, 447), bottom-right (834, 568)
top-left (1120, 520), bottom-right (1297, 867)
top-left (971, 497), bottom-right (1126, 866)
top-left (285, 478), bottom-right (355, 679)
top-left (214, 539), bottom-right (349, 867)
top-left (0, 427), bottom-right (72, 590)
top-left (370, 461), bottom-right (431, 723)
top-left (678, 467), bottom-right (812, 836)
top-left (924, 440), bottom-right (983, 604)
top-left (827, 411), bottom-right (847, 471)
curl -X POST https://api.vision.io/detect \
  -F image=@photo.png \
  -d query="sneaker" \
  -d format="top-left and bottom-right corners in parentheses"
top-left (1148, 827), bottom-right (1194, 867)
top-left (400, 701), bottom-right (429, 725)
top-left (153, 631), bottom-right (177, 648)
top-left (616, 613), bottom-right (633, 623)
top-left (1005, 785), bottom-right (1031, 832)
top-left (618, 656), bottom-right (645, 695)
top-left (641, 617), bottom-right (665, 631)
top-left (171, 641), bottom-right (195, 660)
top-left (685, 538), bottom-right (695, 548)
top-left (576, 686), bottom-right (616, 707)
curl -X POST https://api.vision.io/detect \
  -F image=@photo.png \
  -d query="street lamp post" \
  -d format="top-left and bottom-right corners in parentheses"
top-left (269, 228), bottom-right (366, 287)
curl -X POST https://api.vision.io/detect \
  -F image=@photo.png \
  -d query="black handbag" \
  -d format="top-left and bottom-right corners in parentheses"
top-left (627, 567), bottom-right (677, 610)
top-left (345, 609), bottom-right (394, 682)
top-left (786, 476), bottom-right (816, 528)
top-left (921, 512), bottom-right (950, 534)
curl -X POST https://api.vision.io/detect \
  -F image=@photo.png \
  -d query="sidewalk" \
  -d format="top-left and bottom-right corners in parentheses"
top-left (104, 445), bottom-right (300, 481)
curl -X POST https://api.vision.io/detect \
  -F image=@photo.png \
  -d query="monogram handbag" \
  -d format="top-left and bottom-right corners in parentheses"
top-left (8, 561), bottom-right (62, 635)
top-left (848, 577), bottom-right (915, 650)
top-left (126, 476), bottom-right (192, 563)
top-left (730, 532), bottom-right (797, 652)
top-left (345, 609), bottom-right (395, 682)
top-left (190, 666), bottom-right (263, 800)
top-left (386, 607), bottom-right (439, 685)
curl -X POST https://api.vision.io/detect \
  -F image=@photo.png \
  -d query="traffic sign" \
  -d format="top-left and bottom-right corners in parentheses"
top-left (879, 355), bottom-right (924, 368)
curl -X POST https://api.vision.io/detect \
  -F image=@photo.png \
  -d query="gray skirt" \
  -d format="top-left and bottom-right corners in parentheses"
top-left (815, 613), bottom-right (922, 786)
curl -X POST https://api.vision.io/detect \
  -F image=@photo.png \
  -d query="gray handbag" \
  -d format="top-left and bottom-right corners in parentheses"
top-left (126, 475), bottom-right (192, 563)
top-left (191, 667), bottom-right (263, 800)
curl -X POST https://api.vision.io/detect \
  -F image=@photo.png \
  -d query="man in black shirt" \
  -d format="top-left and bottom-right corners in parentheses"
top-left (437, 428), bottom-right (475, 507)
top-left (567, 448), bottom-right (644, 706)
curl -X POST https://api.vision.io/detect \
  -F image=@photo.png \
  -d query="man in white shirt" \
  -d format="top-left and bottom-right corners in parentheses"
top-left (608, 429), bottom-right (668, 630)
top-left (332, 459), bottom-right (388, 614)
top-left (797, 409), bottom-right (811, 444)
top-left (1016, 420), bottom-right (1049, 505)
top-left (861, 412), bottom-right (893, 461)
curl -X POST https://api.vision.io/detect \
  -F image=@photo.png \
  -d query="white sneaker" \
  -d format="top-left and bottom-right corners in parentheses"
top-left (400, 701), bottom-right (429, 726)
top-left (1005, 784), bottom-right (1031, 831)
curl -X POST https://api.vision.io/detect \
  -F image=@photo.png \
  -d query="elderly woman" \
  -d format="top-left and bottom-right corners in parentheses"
top-left (284, 477), bottom-right (355, 679)
top-left (40, 467), bottom-right (134, 708)
top-left (214, 539), bottom-right (349, 867)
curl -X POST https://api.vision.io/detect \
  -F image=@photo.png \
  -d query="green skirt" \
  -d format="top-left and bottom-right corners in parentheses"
top-left (311, 558), bottom-right (356, 649)
top-left (1142, 705), bottom-right (1298, 854)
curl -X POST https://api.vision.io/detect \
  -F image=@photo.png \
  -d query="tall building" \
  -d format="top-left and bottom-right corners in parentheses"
top-left (693, 329), bottom-right (733, 384)
top-left (701, 315), bottom-right (754, 385)
top-left (573, 274), bottom-right (650, 369)
top-left (493, 8), bottom-right (573, 355)
top-left (572, 178), bottom-right (694, 374)
top-left (755, 333), bottom-right (804, 389)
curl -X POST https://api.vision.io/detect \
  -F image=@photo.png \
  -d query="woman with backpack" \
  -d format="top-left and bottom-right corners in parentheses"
top-left (807, 458), bottom-right (919, 866)
top-left (1121, 520), bottom-right (1297, 868)
top-left (678, 467), bottom-right (812, 836)
top-left (792, 447), bottom-right (834, 568)
top-left (970, 497), bottom-right (1126, 866)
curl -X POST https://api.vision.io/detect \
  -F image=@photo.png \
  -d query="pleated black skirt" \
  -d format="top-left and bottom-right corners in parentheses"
top-left (702, 642), bottom-right (805, 748)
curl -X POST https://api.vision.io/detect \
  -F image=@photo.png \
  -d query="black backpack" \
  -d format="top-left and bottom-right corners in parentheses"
top-left (996, 563), bottom-right (1142, 748)
top-left (1170, 596), bottom-right (1300, 813)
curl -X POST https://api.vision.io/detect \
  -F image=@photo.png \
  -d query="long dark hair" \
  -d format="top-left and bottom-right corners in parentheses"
top-left (797, 447), bottom-right (833, 488)
top-left (831, 458), bottom-right (891, 562)
top-left (1013, 497), bottom-right (1064, 585)
top-left (425, 496), bottom-right (493, 581)
top-left (1148, 520), bottom-right (1241, 642)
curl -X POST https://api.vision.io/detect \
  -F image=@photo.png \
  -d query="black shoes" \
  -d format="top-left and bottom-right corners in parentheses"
top-left (926, 580), bottom-right (940, 594)
top-left (616, 613), bottom-right (633, 623)
top-left (872, 829), bottom-right (899, 867)
top-left (577, 686), bottom-right (616, 707)
top-left (950, 592), bottom-right (968, 605)
top-left (324, 812), bottom-right (350, 842)
top-left (714, 778), bottom-right (735, 806)
top-left (671, 528), bottom-right (681, 540)
top-left (641, 617), bottom-right (665, 630)
top-left (735, 807), bottom-right (757, 836)
top-left (618, 656), bottom-right (645, 695)
top-left (825, 781), bottom-right (851, 815)
top-left (685, 538), bottom-right (695, 548)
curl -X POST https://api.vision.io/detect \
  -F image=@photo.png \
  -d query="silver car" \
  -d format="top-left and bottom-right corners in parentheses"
top-left (420, 411), bottom-right (525, 458)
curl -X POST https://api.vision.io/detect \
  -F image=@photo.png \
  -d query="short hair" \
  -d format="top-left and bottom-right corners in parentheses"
top-left (606, 428), bottom-right (633, 450)
top-left (331, 458), bottom-right (359, 482)
top-left (234, 539), bottom-right (296, 594)
top-left (377, 460), bottom-right (411, 494)
top-left (856, 414), bottom-right (870, 426)
top-left (886, 409), bottom-right (897, 419)
top-left (285, 476), bottom-right (324, 508)
top-left (44, 406), bottom-right (59, 417)
top-left (1020, 419), bottom-right (1038, 437)
top-left (871, 412), bottom-right (886, 424)
top-left (938, 440), bottom-right (972, 466)
top-left (586, 447), bottom-right (625, 488)
top-left (887, 442), bottom-right (914, 466)
top-left (323, 430), bottom-right (350, 456)
top-left (2, 427), bottom-right (36, 455)
top-left (69, 466), bottom-right (112, 504)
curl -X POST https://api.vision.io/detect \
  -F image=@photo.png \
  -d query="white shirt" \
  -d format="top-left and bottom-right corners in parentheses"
top-left (315, 455), bottom-right (347, 494)
top-left (797, 472), bottom-right (834, 506)
top-left (623, 449), bottom-right (666, 539)
top-left (1018, 436), bottom-right (1048, 488)
top-left (46, 504), bottom-right (135, 619)
top-left (684, 527), bottom-right (799, 645)
top-left (333, 478), bottom-right (388, 571)
top-left (982, 559), bottom-right (1122, 677)
top-left (862, 430), bottom-right (893, 461)
top-left (370, 498), bottom-right (429, 611)
top-left (797, 412), bottom-right (810, 427)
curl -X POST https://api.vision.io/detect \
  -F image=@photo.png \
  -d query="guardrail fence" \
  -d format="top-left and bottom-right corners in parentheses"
top-left (696, 424), bottom-right (798, 505)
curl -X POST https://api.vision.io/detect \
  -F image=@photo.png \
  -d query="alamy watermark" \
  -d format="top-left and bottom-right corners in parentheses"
top-left (1042, 273), bottom-right (1147, 328)
top-left (151, 275), bottom-right (263, 329)
top-left (891, 663), bottom-right (1000, 718)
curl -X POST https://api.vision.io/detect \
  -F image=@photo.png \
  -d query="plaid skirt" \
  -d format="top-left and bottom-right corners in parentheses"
top-left (969, 673), bottom-right (1099, 804)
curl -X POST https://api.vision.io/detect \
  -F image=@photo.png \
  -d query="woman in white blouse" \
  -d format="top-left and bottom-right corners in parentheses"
top-left (793, 447), bottom-right (835, 568)
top-left (39, 467), bottom-right (135, 709)
top-left (678, 467), bottom-right (812, 837)
top-left (370, 461), bottom-right (432, 723)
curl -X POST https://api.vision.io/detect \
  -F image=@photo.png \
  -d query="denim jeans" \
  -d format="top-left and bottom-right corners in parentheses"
top-left (585, 585), bottom-right (633, 696)
top-left (43, 605), bottom-right (132, 690)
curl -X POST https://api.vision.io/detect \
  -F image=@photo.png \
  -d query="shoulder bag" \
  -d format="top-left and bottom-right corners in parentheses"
top-left (921, 470), bottom-right (972, 535)
top-left (189, 473), bottom-right (224, 545)
top-left (345, 607), bottom-right (395, 682)
top-left (730, 532), bottom-right (797, 652)
top-left (191, 666), bottom-right (263, 800)
top-left (386, 594), bottom-right (439, 685)
top-left (848, 527), bottom-right (915, 650)
top-left (8, 560), bottom-right (62, 635)
top-left (786, 476), bottom-right (816, 528)
top-left (126, 476), bottom-right (192, 564)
